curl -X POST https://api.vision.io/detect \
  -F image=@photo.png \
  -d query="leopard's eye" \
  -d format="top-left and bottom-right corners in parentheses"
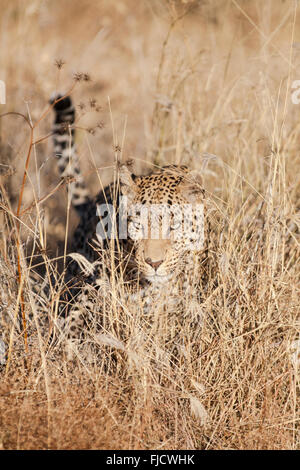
top-left (170, 220), bottom-right (182, 231)
top-left (130, 220), bottom-right (142, 231)
top-left (128, 219), bottom-right (144, 240)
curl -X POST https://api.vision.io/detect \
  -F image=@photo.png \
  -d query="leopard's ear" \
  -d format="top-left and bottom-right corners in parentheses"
top-left (119, 164), bottom-right (137, 202)
top-left (179, 170), bottom-right (204, 204)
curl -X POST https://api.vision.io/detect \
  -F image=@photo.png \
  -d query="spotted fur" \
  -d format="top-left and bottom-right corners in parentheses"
top-left (50, 95), bottom-right (211, 358)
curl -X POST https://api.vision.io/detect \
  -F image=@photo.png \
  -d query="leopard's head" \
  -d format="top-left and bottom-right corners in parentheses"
top-left (119, 164), bottom-right (205, 284)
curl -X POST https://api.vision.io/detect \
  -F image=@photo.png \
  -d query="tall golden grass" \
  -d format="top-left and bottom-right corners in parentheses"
top-left (0, 0), bottom-right (299, 449)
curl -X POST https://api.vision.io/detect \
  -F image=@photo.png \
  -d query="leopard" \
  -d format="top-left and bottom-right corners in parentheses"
top-left (48, 93), bottom-right (213, 359)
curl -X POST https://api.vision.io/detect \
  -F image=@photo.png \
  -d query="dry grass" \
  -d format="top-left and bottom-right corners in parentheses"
top-left (0, 0), bottom-right (299, 450)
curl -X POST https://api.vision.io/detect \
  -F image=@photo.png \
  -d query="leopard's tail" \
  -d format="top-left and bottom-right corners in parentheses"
top-left (50, 93), bottom-right (90, 214)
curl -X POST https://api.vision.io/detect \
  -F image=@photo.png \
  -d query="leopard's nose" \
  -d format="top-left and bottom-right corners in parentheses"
top-left (145, 257), bottom-right (163, 270)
